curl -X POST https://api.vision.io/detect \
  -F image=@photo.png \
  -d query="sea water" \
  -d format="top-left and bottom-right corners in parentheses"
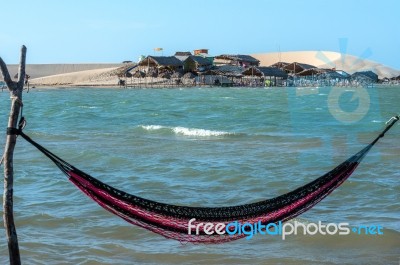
top-left (0, 86), bottom-right (399, 264)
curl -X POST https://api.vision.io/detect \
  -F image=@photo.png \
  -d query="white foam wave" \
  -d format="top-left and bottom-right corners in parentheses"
top-left (141, 125), bottom-right (164, 131)
top-left (173, 127), bottom-right (231, 137)
top-left (140, 125), bottom-right (233, 137)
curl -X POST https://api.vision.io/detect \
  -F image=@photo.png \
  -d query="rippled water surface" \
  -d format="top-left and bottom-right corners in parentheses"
top-left (0, 86), bottom-right (399, 264)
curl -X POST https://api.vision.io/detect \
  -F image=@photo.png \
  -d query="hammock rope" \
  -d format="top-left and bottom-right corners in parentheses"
top-left (8, 115), bottom-right (399, 243)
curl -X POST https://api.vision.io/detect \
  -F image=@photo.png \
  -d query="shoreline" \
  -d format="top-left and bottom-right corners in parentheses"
top-left (15, 83), bottom-right (400, 91)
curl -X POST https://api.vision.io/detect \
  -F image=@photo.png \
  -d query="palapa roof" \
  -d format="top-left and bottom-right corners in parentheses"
top-left (296, 68), bottom-right (349, 79)
top-left (214, 54), bottom-right (260, 64)
top-left (297, 68), bottom-right (326, 76)
top-left (258, 67), bottom-right (288, 78)
top-left (139, 56), bottom-right (183, 67)
top-left (203, 65), bottom-right (264, 77)
top-left (184, 55), bottom-right (212, 66)
top-left (270, 62), bottom-right (290, 69)
top-left (351, 71), bottom-right (378, 82)
top-left (283, 62), bottom-right (316, 74)
top-left (242, 66), bottom-right (263, 77)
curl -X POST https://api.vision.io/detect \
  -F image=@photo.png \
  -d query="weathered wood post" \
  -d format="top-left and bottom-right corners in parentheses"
top-left (0, 45), bottom-right (27, 265)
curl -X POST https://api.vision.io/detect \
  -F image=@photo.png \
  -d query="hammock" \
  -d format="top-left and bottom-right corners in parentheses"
top-left (9, 116), bottom-right (399, 243)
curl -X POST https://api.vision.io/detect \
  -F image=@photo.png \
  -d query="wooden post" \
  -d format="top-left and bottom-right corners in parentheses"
top-left (0, 45), bottom-right (27, 265)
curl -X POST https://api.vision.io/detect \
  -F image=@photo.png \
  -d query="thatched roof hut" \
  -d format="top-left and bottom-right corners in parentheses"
top-left (139, 56), bottom-right (183, 71)
top-left (351, 71), bottom-right (378, 82)
top-left (183, 56), bottom-right (212, 72)
top-left (214, 54), bottom-right (260, 67)
top-left (242, 66), bottom-right (263, 77)
top-left (297, 68), bottom-right (326, 76)
top-left (283, 62), bottom-right (315, 74)
top-left (270, 62), bottom-right (290, 69)
top-left (258, 67), bottom-right (288, 78)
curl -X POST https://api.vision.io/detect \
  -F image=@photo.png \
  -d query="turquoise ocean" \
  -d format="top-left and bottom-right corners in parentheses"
top-left (0, 86), bottom-right (399, 264)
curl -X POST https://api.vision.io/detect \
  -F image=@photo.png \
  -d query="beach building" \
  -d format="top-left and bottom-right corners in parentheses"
top-left (197, 65), bottom-right (264, 86)
top-left (297, 68), bottom-right (326, 76)
top-left (202, 65), bottom-right (243, 78)
top-left (293, 68), bottom-right (351, 87)
top-left (213, 54), bottom-right (260, 67)
top-left (258, 67), bottom-right (288, 86)
top-left (351, 71), bottom-right (378, 86)
top-left (242, 66), bottom-right (263, 77)
top-left (270, 62), bottom-right (290, 69)
top-left (283, 62), bottom-right (315, 74)
top-left (351, 71), bottom-right (378, 82)
top-left (138, 56), bottom-right (183, 73)
top-left (183, 56), bottom-right (213, 72)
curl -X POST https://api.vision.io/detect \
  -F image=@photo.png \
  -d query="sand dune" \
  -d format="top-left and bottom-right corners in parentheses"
top-left (29, 67), bottom-right (120, 86)
top-left (4, 63), bottom-right (123, 79)
top-left (252, 51), bottom-right (400, 78)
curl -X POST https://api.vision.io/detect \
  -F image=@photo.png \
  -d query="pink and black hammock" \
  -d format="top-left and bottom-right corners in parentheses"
top-left (10, 116), bottom-right (399, 243)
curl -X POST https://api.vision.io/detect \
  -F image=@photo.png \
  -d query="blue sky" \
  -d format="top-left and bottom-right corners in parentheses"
top-left (1, 0), bottom-right (399, 69)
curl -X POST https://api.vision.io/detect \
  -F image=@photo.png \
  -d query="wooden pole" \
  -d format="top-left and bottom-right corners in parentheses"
top-left (0, 45), bottom-right (27, 265)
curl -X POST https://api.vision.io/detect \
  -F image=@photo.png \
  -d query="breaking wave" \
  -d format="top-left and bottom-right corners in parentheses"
top-left (139, 125), bottom-right (235, 137)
